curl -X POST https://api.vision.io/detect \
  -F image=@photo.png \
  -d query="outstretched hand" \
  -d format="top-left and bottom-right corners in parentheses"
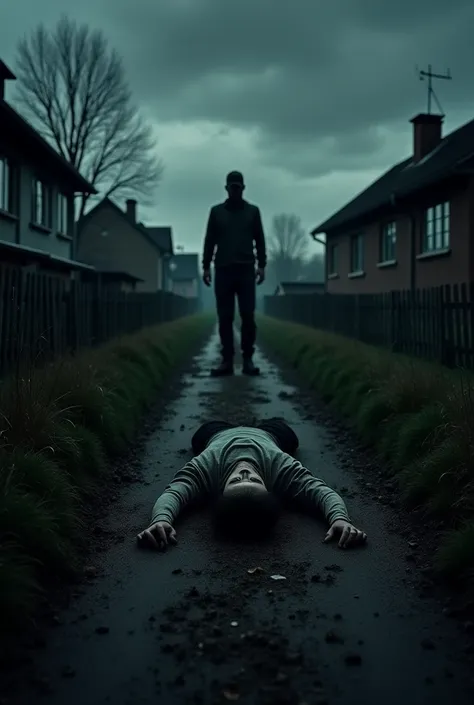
top-left (324, 519), bottom-right (367, 549)
top-left (137, 521), bottom-right (177, 551)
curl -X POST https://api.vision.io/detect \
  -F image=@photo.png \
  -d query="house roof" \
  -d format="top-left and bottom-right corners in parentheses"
top-left (0, 86), bottom-right (96, 194)
top-left (311, 114), bottom-right (474, 236)
top-left (92, 263), bottom-right (143, 283)
top-left (0, 240), bottom-right (95, 272)
top-left (276, 281), bottom-right (325, 295)
top-left (78, 197), bottom-right (172, 254)
top-left (146, 226), bottom-right (173, 255)
top-left (167, 253), bottom-right (199, 281)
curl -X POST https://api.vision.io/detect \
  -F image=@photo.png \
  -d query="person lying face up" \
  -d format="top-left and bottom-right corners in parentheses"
top-left (136, 426), bottom-right (367, 551)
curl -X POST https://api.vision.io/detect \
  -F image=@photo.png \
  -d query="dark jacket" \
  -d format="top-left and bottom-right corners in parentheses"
top-left (202, 199), bottom-right (267, 270)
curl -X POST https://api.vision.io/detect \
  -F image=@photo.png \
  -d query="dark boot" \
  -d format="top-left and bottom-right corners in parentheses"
top-left (242, 358), bottom-right (260, 376)
top-left (210, 359), bottom-right (234, 377)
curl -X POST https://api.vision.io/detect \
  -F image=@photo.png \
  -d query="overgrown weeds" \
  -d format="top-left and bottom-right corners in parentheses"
top-left (259, 315), bottom-right (474, 584)
top-left (0, 313), bottom-right (212, 630)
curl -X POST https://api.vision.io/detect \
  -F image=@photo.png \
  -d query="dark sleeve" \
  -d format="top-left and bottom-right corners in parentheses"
top-left (253, 207), bottom-right (267, 269)
top-left (202, 207), bottom-right (217, 270)
top-left (272, 453), bottom-right (350, 525)
top-left (149, 448), bottom-right (217, 525)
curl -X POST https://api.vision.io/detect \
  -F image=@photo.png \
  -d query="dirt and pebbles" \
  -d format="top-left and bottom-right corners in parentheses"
top-left (2, 331), bottom-right (474, 705)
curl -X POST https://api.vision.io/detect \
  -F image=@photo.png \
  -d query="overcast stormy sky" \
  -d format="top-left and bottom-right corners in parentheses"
top-left (2, 0), bottom-right (474, 254)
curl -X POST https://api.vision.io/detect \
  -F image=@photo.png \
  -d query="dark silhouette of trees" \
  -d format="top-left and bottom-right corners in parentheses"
top-left (15, 16), bottom-right (163, 217)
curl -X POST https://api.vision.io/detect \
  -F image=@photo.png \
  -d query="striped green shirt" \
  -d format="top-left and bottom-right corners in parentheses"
top-left (151, 427), bottom-right (350, 526)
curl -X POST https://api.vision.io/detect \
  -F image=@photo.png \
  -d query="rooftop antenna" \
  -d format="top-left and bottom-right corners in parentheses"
top-left (416, 64), bottom-right (452, 116)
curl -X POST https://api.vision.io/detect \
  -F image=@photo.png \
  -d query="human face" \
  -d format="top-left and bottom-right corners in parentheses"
top-left (226, 183), bottom-right (244, 201)
top-left (223, 460), bottom-right (267, 494)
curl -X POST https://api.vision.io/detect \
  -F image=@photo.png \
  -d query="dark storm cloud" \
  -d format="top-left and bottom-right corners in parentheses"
top-left (109, 0), bottom-right (474, 147)
top-left (3, 0), bottom-right (474, 182)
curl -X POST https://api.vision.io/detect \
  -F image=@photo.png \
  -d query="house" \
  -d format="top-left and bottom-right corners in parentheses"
top-left (80, 263), bottom-right (143, 293)
top-left (76, 197), bottom-right (174, 292)
top-left (311, 111), bottom-right (474, 294)
top-left (274, 281), bottom-right (325, 296)
top-left (0, 60), bottom-right (97, 277)
top-left (167, 253), bottom-right (200, 299)
top-left (147, 226), bottom-right (174, 290)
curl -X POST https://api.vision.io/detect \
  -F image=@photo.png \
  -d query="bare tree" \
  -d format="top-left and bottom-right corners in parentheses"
top-left (15, 16), bottom-right (163, 218)
top-left (299, 252), bottom-right (325, 282)
top-left (267, 213), bottom-right (310, 284)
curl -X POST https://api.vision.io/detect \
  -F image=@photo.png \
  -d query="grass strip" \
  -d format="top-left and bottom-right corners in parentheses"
top-left (258, 314), bottom-right (474, 584)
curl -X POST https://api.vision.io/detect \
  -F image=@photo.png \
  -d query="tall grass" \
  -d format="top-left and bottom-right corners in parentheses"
top-left (0, 314), bottom-right (212, 630)
top-left (259, 315), bottom-right (474, 583)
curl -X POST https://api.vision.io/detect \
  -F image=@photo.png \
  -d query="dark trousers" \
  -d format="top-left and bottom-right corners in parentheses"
top-left (214, 263), bottom-right (256, 361)
top-left (191, 418), bottom-right (299, 456)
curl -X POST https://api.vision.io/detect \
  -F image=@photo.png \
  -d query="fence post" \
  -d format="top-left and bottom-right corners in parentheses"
top-left (441, 285), bottom-right (454, 367)
top-left (91, 275), bottom-right (102, 347)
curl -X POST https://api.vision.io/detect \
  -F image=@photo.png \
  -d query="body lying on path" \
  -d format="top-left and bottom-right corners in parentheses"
top-left (137, 419), bottom-right (367, 551)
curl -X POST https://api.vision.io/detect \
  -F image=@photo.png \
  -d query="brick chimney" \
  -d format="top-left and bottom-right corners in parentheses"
top-left (0, 60), bottom-right (16, 101)
top-left (126, 199), bottom-right (137, 223)
top-left (410, 113), bottom-right (443, 163)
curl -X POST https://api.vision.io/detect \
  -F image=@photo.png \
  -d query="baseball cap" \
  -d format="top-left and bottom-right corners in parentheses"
top-left (226, 171), bottom-right (244, 186)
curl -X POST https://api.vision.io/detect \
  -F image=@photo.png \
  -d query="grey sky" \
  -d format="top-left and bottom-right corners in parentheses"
top-left (1, 0), bottom-right (474, 254)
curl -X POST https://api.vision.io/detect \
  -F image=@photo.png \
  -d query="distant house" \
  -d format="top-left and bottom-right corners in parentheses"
top-left (0, 60), bottom-right (96, 277)
top-left (311, 111), bottom-right (474, 293)
top-left (77, 197), bottom-right (173, 292)
top-left (274, 281), bottom-right (325, 296)
top-left (81, 263), bottom-right (143, 293)
top-left (146, 226), bottom-right (174, 290)
top-left (167, 253), bottom-right (200, 299)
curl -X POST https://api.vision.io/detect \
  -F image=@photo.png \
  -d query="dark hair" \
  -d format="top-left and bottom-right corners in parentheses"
top-left (212, 486), bottom-right (281, 540)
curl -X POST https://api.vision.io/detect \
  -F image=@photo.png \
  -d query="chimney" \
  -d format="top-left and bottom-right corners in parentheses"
top-left (126, 199), bottom-right (137, 223)
top-left (0, 60), bottom-right (16, 101)
top-left (410, 113), bottom-right (443, 163)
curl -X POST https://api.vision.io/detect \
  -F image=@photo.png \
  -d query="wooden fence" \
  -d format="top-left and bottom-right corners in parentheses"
top-left (264, 283), bottom-right (474, 369)
top-left (0, 264), bottom-right (199, 377)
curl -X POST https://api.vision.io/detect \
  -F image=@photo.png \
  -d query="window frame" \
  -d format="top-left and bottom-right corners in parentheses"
top-left (422, 201), bottom-right (450, 253)
top-left (57, 193), bottom-right (69, 235)
top-left (31, 178), bottom-right (51, 228)
top-left (0, 156), bottom-right (13, 214)
top-left (379, 221), bottom-right (397, 263)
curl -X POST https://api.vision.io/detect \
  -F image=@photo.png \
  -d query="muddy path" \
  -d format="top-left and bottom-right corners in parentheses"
top-left (3, 332), bottom-right (474, 705)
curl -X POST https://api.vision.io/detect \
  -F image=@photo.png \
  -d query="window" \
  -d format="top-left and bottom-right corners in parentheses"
top-left (31, 179), bottom-right (50, 227)
top-left (380, 221), bottom-right (396, 262)
top-left (350, 234), bottom-right (364, 272)
top-left (57, 193), bottom-right (68, 234)
top-left (423, 201), bottom-right (449, 252)
top-left (0, 157), bottom-right (13, 213)
top-left (328, 244), bottom-right (338, 275)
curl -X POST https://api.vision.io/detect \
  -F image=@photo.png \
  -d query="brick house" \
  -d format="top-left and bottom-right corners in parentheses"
top-left (77, 197), bottom-right (174, 292)
top-left (311, 112), bottom-right (474, 293)
top-left (0, 60), bottom-right (96, 278)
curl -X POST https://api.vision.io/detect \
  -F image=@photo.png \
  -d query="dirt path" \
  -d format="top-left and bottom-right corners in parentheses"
top-left (5, 332), bottom-right (474, 705)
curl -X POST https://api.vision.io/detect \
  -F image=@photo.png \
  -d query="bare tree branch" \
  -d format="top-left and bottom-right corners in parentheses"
top-left (267, 213), bottom-right (310, 283)
top-left (15, 15), bottom-right (163, 217)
